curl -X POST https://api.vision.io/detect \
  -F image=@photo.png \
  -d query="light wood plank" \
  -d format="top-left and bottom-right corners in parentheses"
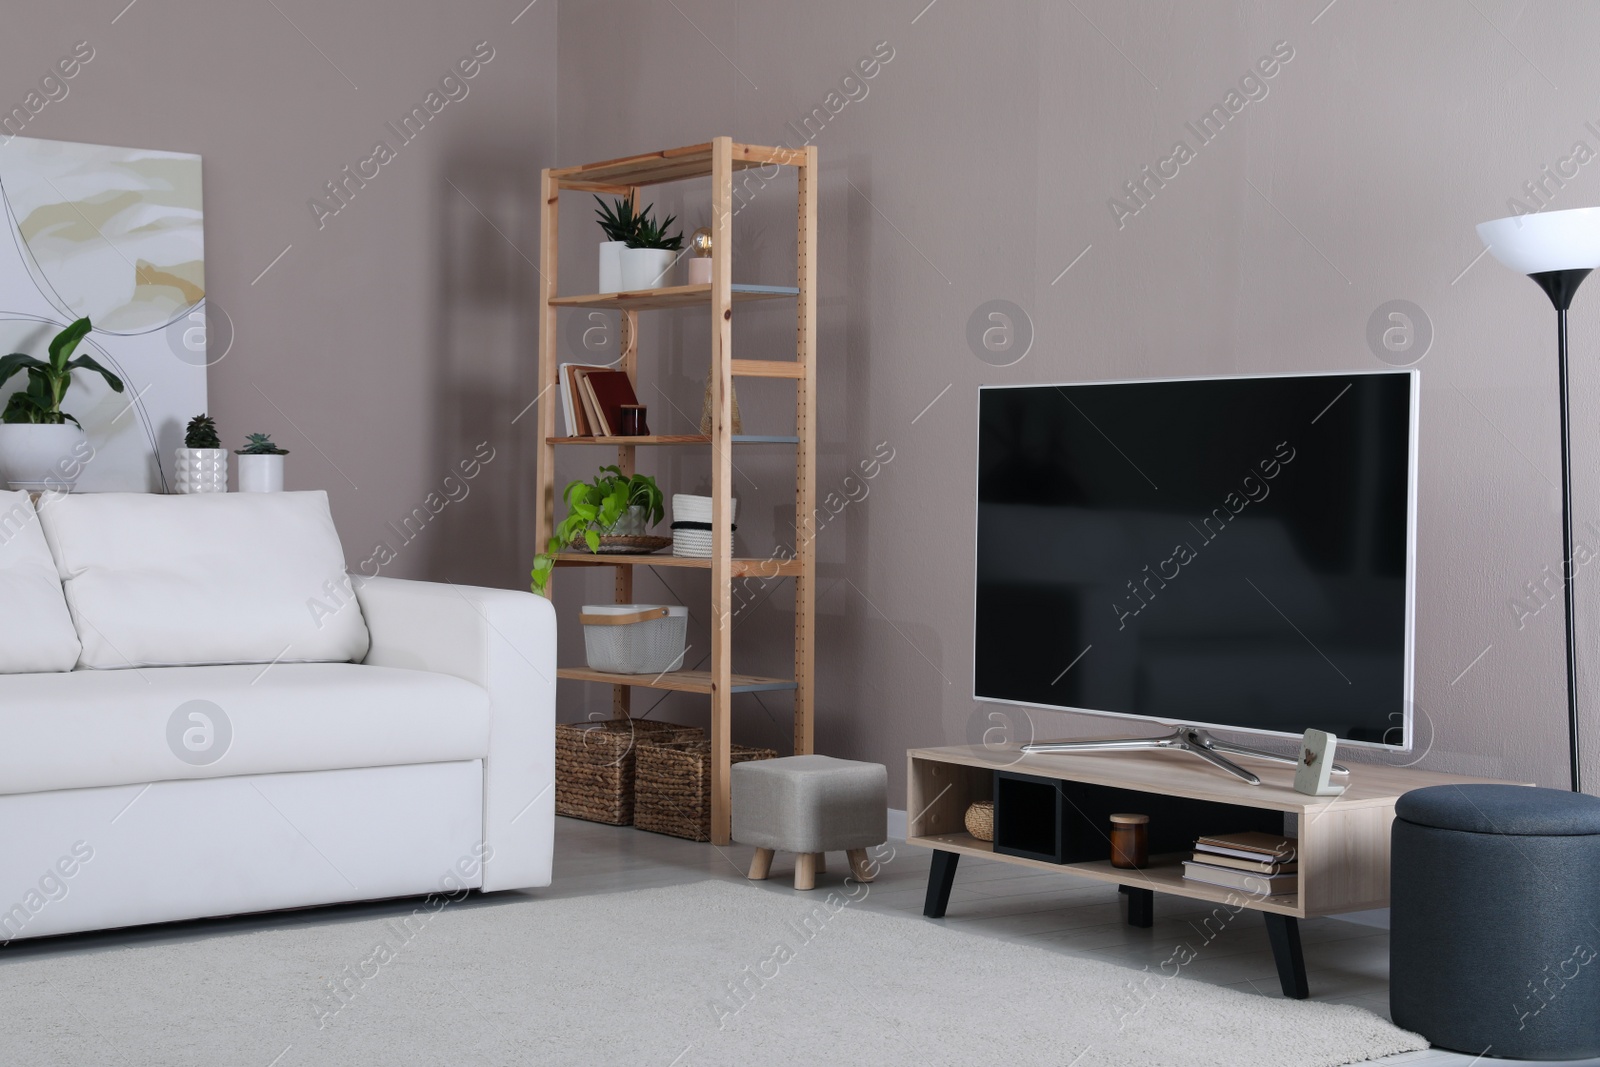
top-left (551, 551), bottom-right (804, 577)
top-left (731, 359), bottom-right (804, 379)
top-left (793, 144), bottom-right (818, 759)
top-left (535, 169), bottom-right (558, 594)
top-left (557, 667), bottom-right (795, 694)
top-left (548, 140), bottom-right (802, 187)
top-left (612, 288), bottom-right (638, 721)
top-left (709, 135), bottom-right (736, 847)
top-left (549, 283), bottom-right (798, 311)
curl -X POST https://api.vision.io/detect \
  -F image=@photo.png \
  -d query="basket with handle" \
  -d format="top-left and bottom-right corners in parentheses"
top-left (580, 604), bottom-right (688, 674)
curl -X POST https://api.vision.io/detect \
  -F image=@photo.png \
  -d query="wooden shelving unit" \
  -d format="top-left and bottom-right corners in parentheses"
top-left (537, 138), bottom-right (817, 845)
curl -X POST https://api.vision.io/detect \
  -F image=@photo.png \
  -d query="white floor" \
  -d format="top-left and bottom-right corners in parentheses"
top-left (548, 818), bottom-right (1596, 1067)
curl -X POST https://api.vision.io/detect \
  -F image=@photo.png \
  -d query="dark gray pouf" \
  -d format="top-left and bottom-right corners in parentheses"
top-left (1390, 784), bottom-right (1600, 1060)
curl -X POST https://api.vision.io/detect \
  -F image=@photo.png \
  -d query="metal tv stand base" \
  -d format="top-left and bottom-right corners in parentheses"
top-left (1021, 726), bottom-right (1350, 786)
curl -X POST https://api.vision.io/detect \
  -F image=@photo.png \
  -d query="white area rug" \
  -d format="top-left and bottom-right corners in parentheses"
top-left (0, 880), bottom-right (1426, 1067)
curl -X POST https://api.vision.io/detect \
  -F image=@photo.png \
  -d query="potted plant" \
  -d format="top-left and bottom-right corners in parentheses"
top-left (594, 196), bottom-right (640, 294)
top-left (175, 413), bottom-right (227, 494)
top-left (620, 203), bottom-right (684, 291)
top-left (531, 465), bottom-right (665, 594)
top-left (235, 432), bottom-right (288, 492)
top-left (0, 317), bottom-right (123, 491)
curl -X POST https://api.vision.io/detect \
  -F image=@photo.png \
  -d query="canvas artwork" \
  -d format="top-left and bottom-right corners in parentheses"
top-left (0, 135), bottom-right (207, 492)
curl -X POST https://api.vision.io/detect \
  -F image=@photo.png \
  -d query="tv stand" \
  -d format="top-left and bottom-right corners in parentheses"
top-left (907, 744), bottom-right (1519, 998)
top-left (1021, 726), bottom-right (1350, 786)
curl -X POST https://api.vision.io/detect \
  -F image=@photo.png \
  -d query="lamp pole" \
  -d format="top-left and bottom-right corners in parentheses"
top-left (1531, 268), bottom-right (1590, 793)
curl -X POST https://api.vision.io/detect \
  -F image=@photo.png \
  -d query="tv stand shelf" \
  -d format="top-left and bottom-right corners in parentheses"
top-left (907, 744), bottom-right (1517, 998)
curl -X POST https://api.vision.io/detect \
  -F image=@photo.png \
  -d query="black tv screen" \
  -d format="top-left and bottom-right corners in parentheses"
top-left (974, 371), bottom-right (1416, 749)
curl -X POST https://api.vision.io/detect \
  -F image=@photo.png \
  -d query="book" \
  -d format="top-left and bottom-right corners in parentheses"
top-left (1190, 851), bottom-right (1298, 875)
top-left (576, 371), bottom-right (607, 436)
top-left (559, 363), bottom-right (608, 436)
top-left (582, 370), bottom-right (641, 438)
top-left (1182, 861), bottom-right (1297, 895)
top-left (1193, 832), bottom-right (1296, 863)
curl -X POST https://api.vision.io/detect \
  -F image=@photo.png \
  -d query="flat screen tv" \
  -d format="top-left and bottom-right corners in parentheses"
top-left (974, 370), bottom-right (1417, 752)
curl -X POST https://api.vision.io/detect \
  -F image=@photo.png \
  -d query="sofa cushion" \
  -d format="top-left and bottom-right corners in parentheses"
top-left (37, 490), bottom-right (370, 669)
top-left (0, 662), bottom-right (491, 796)
top-left (0, 491), bottom-right (81, 673)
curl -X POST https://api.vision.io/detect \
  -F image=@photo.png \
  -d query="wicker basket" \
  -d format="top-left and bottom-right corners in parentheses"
top-left (556, 718), bottom-right (704, 825)
top-left (634, 739), bottom-right (776, 841)
top-left (965, 800), bottom-right (995, 842)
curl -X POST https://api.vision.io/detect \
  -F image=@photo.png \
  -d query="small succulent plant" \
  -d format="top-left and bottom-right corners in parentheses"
top-left (184, 414), bottom-right (221, 449)
top-left (629, 204), bottom-right (683, 251)
top-left (594, 196), bottom-right (642, 243)
top-left (235, 433), bottom-right (288, 455)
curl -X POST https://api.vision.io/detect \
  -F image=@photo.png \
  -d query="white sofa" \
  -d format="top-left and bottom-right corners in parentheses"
top-left (0, 489), bottom-right (555, 943)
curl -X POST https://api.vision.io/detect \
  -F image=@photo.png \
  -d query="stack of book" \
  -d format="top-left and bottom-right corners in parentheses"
top-left (558, 363), bottom-right (643, 437)
top-left (1181, 831), bottom-right (1298, 895)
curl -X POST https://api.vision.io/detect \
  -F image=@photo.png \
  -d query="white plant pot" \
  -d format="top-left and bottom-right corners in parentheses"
top-left (237, 453), bottom-right (284, 493)
top-left (598, 241), bottom-right (626, 293)
top-left (175, 448), bottom-right (228, 494)
top-left (0, 423), bottom-right (88, 492)
top-left (620, 246), bottom-right (676, 290)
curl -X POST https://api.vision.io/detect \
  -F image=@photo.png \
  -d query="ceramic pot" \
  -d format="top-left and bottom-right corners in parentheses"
top-left (620, 246), bottom-right (675, 290)
top-left (237, 453), bottom-right (284, 492)
top-left (598, 241), bottom-right (626, 293)
top-left (0, 423), bottom-right (89, 492)
top-left (175, 448), bottom-right (228, 494)
top-left (686, 258), bottom-right (713, 286)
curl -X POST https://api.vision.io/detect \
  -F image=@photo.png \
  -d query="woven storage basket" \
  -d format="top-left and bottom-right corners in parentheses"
top-left (964, 800), bottom-right (995, 842)
top-left (634, 739), bottom-right (776, 841)
top-left (556, 718), bottom-right (704, 825)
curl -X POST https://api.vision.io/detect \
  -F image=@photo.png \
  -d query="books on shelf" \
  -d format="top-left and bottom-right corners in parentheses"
top-left (1181, 862), bottom-right (1297, 895)
top-left (1182, 831), bottom-right (1297, 896)
top-left (558, 364), bottom-right (640, 437)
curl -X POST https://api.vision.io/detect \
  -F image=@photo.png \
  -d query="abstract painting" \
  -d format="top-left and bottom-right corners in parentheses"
top-left (0, 135), bottom-right (207, 492)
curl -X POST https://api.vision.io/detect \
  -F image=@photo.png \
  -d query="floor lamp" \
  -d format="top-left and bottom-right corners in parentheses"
top-left (1477, 207), bottom-right (1600, 792)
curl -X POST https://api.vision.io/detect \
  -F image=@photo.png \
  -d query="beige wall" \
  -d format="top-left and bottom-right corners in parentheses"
top-left (554, 0), bottom-right (1600, 797)
top-left (12, 1), bottom-right (1597, 797)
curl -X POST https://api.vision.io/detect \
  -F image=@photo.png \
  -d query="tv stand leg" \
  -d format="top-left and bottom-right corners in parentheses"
top-left (923, 850), bottom-right (960, 918)
top-left (1122, 885), bottom-right (1153, 928)
top-left (1263, 913), bottom-right (1309, 999)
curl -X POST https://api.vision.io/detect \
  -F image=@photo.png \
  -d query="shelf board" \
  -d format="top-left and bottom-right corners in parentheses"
top-left (558, 667), bottom-right (797, 694)
top-left (549, 283), bottom-right (799, 311)
top-left (554, 551), bottom-right (802, 576)
top-left (548, 434), bottom-right (800, 446)
top-left (549, 141), bottom-right (798, 187)
top-left (905, 833), bottom-right (1304, 917)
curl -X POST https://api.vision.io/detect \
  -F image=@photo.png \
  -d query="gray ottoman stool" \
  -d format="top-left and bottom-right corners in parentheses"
top-left (732, 755), bottom-right (887, 891)
top-left (1390, 784), bottom-right (1600, 1060)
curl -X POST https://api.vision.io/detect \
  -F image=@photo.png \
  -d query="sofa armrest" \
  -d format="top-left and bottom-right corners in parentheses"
top-left (356, 576), bottom-right (555, 892)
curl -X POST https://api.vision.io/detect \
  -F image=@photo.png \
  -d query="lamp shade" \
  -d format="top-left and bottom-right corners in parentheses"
top-left (1477, 207), bottom-right (1600, 274)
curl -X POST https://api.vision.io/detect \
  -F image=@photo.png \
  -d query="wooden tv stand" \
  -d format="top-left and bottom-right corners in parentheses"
top-left (906, 744), bottom-right (1514, 998)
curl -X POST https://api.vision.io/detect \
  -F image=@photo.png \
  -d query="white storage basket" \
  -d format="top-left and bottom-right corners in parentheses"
top-left (671, 494), bottom-right (737, 559)
top-left (580, 604), bottom-right (689, 674)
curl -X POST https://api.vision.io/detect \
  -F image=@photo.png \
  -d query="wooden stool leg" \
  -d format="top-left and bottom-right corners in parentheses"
top-left (847, 848), bottom-right (875, 883)
top-left (794, 852), bottom-right (817, 891)
top-left (814, 852), bottom-right (826, 874)
top-left (747, 848), bottom-right (774, 881)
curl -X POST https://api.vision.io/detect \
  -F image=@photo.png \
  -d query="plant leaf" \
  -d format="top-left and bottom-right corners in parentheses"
top-left (66, 354), bottom-right (124, 394)
top-left (0, 353), bottom-right (46, 391)
top-left (48, 317), bottom-right (91, 371)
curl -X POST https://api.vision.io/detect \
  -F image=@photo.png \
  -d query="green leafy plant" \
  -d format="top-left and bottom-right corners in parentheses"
top-left (0, 317), bottom-right (124, 426)
top-left (235, 433), bottom-right (289, 455)
top-left (184, 414), bottom-right (221, 449)
top-left (530, 466), bottom-right (664, 595)
top-left (593, 196), bottom-right (642, 243)
top-left (629, 203), bottom-right (683, 251)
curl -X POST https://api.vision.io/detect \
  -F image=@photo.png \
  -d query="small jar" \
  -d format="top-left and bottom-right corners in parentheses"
top-left (618, 405), bottom-right (650, 436)
top-left (1109, 813), bottom-right (1149, 869)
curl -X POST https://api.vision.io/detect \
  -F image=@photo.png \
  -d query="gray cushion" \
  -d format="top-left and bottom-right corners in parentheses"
top-left (1396, 783), bottom-right (1600, 835)
top-left (731, 755), bottom-right (887, 854)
